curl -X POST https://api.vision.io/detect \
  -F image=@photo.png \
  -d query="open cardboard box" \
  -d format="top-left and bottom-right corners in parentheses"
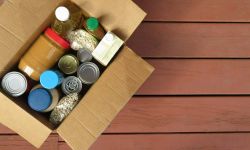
top-left (0, 0), bottom-right (154, 149)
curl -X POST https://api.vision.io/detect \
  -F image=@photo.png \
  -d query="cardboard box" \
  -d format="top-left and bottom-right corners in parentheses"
top-left (0, 0), bottom-right (154, 150)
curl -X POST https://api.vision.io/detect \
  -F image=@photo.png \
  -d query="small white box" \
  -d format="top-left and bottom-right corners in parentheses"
top-left (92, 32), bottom-right (124, 66)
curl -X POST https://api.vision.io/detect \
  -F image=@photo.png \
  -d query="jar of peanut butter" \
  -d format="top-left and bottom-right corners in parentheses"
top-left (18, 28), bottom-right (70, 81)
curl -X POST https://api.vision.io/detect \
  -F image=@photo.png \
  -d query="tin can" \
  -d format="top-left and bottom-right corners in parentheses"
top-left (77, 48), bottom-right (93, 63)
top-left (28, 86), bottom-right (59, 112)
top-left (77, 62), bottom-right (100, 84)
top-left (1, 72), bottom-right (28, 97)
top-left (40, 70), bottom-right (64, 90)
top-left (58, 55), bottom-right (79, 75)
top-left (62, 76), bottom-right (82, 95)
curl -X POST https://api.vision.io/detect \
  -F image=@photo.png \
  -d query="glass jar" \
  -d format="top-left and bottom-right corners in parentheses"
top-left (52, 5), bottom-right (83, 39)
top-left (83, 17), bottom-right (105, 40)
top-left (18, 28), bottom-right (70, 81)
top-left (28, 86), bottom-right (59, 112)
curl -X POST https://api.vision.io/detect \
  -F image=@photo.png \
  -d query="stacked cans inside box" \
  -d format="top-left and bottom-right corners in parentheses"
top-left (1, 3), bottom-right (124, 126)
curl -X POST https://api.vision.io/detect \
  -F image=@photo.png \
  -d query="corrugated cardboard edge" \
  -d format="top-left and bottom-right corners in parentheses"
top-left (71, 0), bottom-right (147, 41)
top-left (0, 93), bottom-right (52, 148)
top-left (57, 46), bottom-right (154, 150)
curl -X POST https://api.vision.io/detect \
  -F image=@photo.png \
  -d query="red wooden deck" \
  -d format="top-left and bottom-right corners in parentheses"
top-left (2, 0), bottom-right (250, 149)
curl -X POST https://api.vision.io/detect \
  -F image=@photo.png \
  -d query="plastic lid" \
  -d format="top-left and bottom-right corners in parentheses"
top-left (40, 70), bottom-right (61, 89)
top-left (45, 28), bottom-right (70, 49)
top-left (86, 17), bottom-right (99, 31)
top-left (55, 6), bottom-right (70, 22)
top-left (77, 62), bottom-right (100, 84)
top-left (1, 72), bottom-right (28, 97)
top-left (28, 88), bottom-right (52, 112)
top-left (58, 55), bottom-right (79, 75)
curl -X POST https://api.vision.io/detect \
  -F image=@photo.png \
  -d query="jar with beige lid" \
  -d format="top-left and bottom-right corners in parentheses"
top-left (18, 28), bottom-right (70, 81)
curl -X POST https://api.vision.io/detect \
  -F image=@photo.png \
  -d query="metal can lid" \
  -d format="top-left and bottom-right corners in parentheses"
top-left (58, 55), bottom-right (79, 75)
top-left (28, 88), bottom-right (52, 112)
top-left (77, 62), bottom-right (100, 84)
top-left (1, 72), bottom-right (27, 97)
top-left (77, 49), bottom-right (93, 63)
top-left (40, 70), bottom-right (63, 89)
top-left (62, 76), bottom-right (82, 95)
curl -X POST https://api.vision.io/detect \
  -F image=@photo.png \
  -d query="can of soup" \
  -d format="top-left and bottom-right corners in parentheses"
top-left (77, 62), bottom-right (100, 84)
top-left (61, 76), bottom-right (82, 95)
top-left (77, 48), bottom-right (92, 63)
top-left (58, 55), bottom-right (79, 75)
top-left (1, 72), bottom-right (28, 97)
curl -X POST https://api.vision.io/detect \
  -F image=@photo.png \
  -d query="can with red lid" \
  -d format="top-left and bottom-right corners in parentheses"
top-left (18, 28), bottom-right (70, 81)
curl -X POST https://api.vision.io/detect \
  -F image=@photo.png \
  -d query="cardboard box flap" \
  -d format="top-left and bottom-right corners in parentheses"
top-left (0, 0), bottom-right (63, 76)
top-left (57, 46), bottom-right (154, 150)
top-left (71, 0), bottom-right (146, 41)
top-left (0, 93), bottom-right (52, 148)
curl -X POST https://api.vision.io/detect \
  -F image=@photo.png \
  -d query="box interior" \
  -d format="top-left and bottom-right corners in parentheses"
top-left (0, 0), bottom-right (113, 131)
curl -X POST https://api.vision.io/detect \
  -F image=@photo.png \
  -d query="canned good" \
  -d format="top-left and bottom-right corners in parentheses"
top-left (62, 76), bottom-right (82, 95)
top-left (77, 49), bottom-right (92, 63)
top-left (77, 62), bottom-right (100, 84)
top-left (28, 87), bottom-right (59, 112)
top-left (40, 70), bottom-right (64, 89)
top-left (58, 55), bottom-right (79, 75)
top-left (1, 72), bottom-right (28, 97)
top-left (50, 93), bottom-right (79, 125)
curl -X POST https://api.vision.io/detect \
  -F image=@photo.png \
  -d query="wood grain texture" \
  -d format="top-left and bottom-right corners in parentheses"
top-left (0, 135), bottom-right (58, 150)
top-left (134, 0), bottom-right (250, 22)
top-left (0, 125), bottom-right (13, 134)
top-left (137, 59), bottom-right (250, 95)
top-left (128, 23), bottom-right (250, 58)
top-left (3, 97), bottom-right (250, 135)
top-left (106, 97), bottom-right (250, 133)
top-left (59, 134), bottom-right (250, 150)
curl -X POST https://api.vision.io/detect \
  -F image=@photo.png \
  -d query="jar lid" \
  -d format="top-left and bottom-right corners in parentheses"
top-left (1, 72), bottom-right (27, 97)
top-left (77, 49), bottom-right (93, 63)
top-left (62, 76), bottom-right (82, 95)
top-left (45, 28), bottom-right (70, 49)
top-left (58, 55), bottom-right (79, 75)
top-left (55, 6), bottom-right (70, 22)
top-left (86, 17), bottom-right (99, 31)
top-left (77, 62), bottom-right (100, 84)
top-left (28, 88), bottom-right (52, 112)
top-left (40, 70), bottom-right (62, 89)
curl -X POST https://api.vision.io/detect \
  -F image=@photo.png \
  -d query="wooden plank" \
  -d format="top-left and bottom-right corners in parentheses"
top-left (4, 97), bottom-right (250, 135)
top-left (106, 97), bottom-right (250, 133)
top-left (0, 134), bottom-right (58, 150)
top-left (0, 124), bottom-right (14, 134)
top-left (137, 59), bottom-right (250, 95)
top-left (59, 134), bottom-right (250, 150)
top-left (128, 23), bottom-right (250, 58)
top-left (55, 96), bottom-right (250, 134)
top-left (134, 0), bottom-right (250, 22)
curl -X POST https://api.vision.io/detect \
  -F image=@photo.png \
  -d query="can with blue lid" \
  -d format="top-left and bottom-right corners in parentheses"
top-left (28, 85), bottom-right (59, 112)
top-left (40, 70), bottom-right (64, 89)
